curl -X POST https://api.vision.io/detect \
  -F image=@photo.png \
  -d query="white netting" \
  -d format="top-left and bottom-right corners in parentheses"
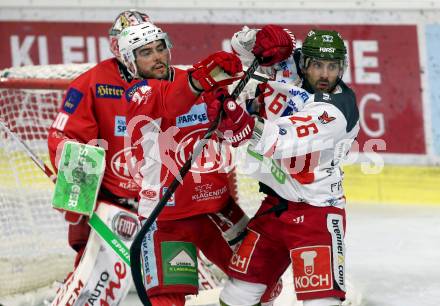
top-left (0, 65), bottom-right (96, 300)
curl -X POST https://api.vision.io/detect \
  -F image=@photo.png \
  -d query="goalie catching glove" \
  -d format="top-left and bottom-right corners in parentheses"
top-left (205, 88), bottom-right (255, 147)
top-left (189, 51), bottom-right (244, 92)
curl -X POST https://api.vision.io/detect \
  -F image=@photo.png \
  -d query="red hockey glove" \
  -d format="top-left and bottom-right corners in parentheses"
top-left (252, 25), bottom-right (295, 66)
top-left (205, 88), bottom-right (255, 147)
top-left (189, 51), bottom-right (244, 92)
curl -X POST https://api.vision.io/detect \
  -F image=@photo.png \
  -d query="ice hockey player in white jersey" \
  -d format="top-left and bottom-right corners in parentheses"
top-left (205, 29), bottom-right (359, 306)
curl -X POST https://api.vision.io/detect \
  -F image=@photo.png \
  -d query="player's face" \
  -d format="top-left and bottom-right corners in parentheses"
top-left (304, 58), bottom-right (341, 93)
top-left (134, 40), bottom-right (170, 79)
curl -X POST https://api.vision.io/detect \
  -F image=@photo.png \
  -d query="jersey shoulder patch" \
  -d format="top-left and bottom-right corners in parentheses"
top-left (125, 79), bottom-right (149, 103)
top-left (314, 83), bottom-right (359, 132)
top-left (62, 88), bottom-right (83, 114)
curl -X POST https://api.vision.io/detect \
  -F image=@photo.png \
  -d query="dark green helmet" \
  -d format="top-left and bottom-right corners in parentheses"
top-left (300, 29), bottom-right (348, 78)
top-left (302, 29), bottom-right (346, 60)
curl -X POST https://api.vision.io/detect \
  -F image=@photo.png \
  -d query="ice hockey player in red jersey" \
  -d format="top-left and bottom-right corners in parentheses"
top-left (46, 10), bottom-right (245, 306)
top-left (122, 24), bottom-right (294, 305)
top-left (206, 29), bottom-right (360, 306)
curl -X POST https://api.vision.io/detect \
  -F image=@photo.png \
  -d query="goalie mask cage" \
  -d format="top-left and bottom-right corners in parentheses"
top-left (0, 63), bottom-right (265, 303)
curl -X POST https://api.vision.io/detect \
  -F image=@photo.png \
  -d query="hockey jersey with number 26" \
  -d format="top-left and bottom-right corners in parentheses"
top-left (242, 80), bottom-right (360, 208)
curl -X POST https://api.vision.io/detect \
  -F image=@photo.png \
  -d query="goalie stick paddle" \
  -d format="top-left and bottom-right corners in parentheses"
top-left (0, 120), bottom-right (57, 183)
top-left (130, 57), bottom-right (260, 306)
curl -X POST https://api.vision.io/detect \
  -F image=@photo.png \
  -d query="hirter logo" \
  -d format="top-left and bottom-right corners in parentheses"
top-left (112, 212), bottom-right (139, 241)
top-left (318, 111), bottom-right (336, 124)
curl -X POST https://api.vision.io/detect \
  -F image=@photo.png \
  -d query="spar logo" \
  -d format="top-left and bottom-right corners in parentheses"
top-left (110, 147), bottom-right (137, 180)
top-left (175, 128), bottom-right (232, 173)
top-left (112, 212), bottom-right (139, 241)
top-left (291, 246), bottom-right (333, 293)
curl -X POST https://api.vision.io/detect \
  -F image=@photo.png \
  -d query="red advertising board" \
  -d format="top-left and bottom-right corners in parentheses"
top-left (0, 22), bottom-right (424, 154)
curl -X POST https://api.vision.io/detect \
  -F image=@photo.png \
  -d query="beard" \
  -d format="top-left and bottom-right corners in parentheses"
top-left (308, 78), bottom-right (338, 93)
top-left (138, 62), bottom-right (169, 80)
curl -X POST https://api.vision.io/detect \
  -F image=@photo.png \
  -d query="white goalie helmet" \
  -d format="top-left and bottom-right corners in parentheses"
top-left (118, 22), bottom-right (173, 77)
top-left (109, 10), bottom-right (151, 59)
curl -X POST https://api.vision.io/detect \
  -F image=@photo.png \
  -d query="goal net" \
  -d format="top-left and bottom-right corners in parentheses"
top-left (0, 63), bottom-right (265, 304)
top-left (0, 64), bottom-right (94, 301)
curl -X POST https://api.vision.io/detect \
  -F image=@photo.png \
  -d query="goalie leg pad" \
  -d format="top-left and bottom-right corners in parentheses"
top-left (51, 202), bottom-right (139, 306)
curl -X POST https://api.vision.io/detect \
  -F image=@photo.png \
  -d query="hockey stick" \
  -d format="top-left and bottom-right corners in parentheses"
top-left (251, 73), bottom-right (269, 83)
top-left (130, 57), bottom-right (260, 306)
top-left (0, 120), bottom-right (57, 183)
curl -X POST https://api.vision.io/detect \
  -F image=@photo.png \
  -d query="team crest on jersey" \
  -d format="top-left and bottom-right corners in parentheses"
top-left (125, 79), bottom-right (149, 102)
top-left (318, 111), bottom-right (336, 124)
top-left (96, 83), bottom-right (124, 99)
top-left (176, 104), bottom-right (209, 128)
top-left (63, 88), bottom-right (83, 114)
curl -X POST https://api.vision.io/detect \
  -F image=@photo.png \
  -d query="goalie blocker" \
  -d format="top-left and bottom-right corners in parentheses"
top-left (52, 141), bottom-right (105, 216)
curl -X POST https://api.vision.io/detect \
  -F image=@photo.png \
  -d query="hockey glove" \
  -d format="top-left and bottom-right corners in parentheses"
top-left (205, 88), bottom-right (255, 147)
top-left (252, 24), bottom-right (295, 66)
top-left (189, 51), bottom-right (244, 92)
